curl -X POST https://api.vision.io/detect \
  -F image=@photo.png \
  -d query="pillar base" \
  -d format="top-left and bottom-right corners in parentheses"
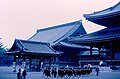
top-left (13, 62), bottom-right (16, 72)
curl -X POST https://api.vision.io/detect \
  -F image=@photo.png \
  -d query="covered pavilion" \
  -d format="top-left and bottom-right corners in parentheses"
top-left (5, 39), bottom-right (61, 71)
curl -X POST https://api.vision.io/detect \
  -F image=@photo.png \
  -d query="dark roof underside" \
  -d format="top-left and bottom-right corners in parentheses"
top-left (69, 26), bottom-right (120, 44)
top-left (53, 42), bottom-right (98, 50)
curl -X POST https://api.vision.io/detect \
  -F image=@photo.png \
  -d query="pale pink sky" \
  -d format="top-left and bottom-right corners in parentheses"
top-left (0, 0), bottom-right (119, 48)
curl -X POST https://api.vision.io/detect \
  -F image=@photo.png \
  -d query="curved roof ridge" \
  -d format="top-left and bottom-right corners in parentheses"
top-left (111, 1), bottom-right (120, 10)
top-left (84, 1), bottom-right (120, 16)
top-left (18, 40), bottom-right (26, 50)
top-left (14, 39), bottom-right (24, 50)
top-left (17, 39), bottom-right (49, 45)
top-left (37, 20), bottom-right (80, 32)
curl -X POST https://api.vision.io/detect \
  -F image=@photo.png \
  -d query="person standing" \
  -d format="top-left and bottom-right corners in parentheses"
top-left (22, 69), bottom-right (27, 79)
top-left (96, 67), bottom-right (99, 76)
top-left (17, 69), bottom-right (22, 79)
top-left (51, 68), bottom-right (57, 78)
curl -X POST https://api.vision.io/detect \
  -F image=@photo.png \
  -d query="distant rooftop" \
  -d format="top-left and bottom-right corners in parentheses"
top-left (28, 20), bottom-right (86, 45)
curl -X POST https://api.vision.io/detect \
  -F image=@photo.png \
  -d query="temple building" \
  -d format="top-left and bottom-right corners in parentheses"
top-left (5, 20), bottom-right (92, 70)
top-left (5, 39), bottom-right (61, 71)
top-left (69, 1), bottom-right (120, 66)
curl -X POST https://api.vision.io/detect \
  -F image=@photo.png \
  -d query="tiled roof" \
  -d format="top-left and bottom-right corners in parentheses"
top-left (5, 39), bottom-right (61, 55)
top-left (84, 1), bottom-right (120, 18)
top-left (69, 26), bottom-right (120, 44)
top-left (53, 42), bottom-right (98, 50)
top-left (28, 20), bottom-right (86, 45)
top-left (84, 1), bottom-right (120, 27)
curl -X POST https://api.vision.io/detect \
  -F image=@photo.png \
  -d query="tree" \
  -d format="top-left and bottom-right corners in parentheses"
top-left (0, 40), bottom-right (13, 66)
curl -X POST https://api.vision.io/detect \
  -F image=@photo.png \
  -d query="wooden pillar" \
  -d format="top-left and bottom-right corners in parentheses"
top-left (38, 58), bottom-right (41, 71)
top-left (49, 57), bottom-right (52, 68)
top-left (56, 56), bottom-right (59, 62)
top-left (13, 55), bottom-right (16, 72)
top-left (29, 58), bottom-right (32, 69)
top-left (40, 57), bottom-right (43, 69)
top-left (22, 56), bottom-right (26, 69)
top-left (90, 46), bottom-right (93, 57)
top-left (98, 47), bottom-right (101, 58)
top-left (57, 56), bottom-right (60, 67)
top-left (58, 43), bottom-right (61, 52)
top-left (110, 40), bottom-right (113, 65)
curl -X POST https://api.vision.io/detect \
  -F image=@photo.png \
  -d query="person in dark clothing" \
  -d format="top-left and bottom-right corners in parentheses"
top-left (51, 68), bottom-right (57, 78)
top-left (22, 69), bottom-right (27, 79)
top-left (96, 67), bottom-right (99, 76)
top-left (17, 69), bottom-right (22, 79)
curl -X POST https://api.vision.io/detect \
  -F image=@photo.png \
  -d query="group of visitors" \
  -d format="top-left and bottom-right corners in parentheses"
top-left (16, 65), bottom-right (99, 79)
top-left (43, 67), bottom-right (92, 78)
top-left (17, 68), bottom-right (27, 79)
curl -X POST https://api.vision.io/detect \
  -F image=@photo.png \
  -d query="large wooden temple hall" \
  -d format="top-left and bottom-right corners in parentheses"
top-left (69, 1), bottom-right (120, 65)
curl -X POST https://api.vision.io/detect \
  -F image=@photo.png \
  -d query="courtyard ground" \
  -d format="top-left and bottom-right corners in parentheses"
top-left (0, 66), bottom-right (120, 79)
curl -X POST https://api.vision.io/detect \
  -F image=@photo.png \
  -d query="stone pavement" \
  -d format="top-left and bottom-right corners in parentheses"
top-left (0, 66), bottom-right (120, 79)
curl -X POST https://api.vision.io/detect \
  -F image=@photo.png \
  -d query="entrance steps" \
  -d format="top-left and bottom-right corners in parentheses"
top-left (99, 66), bottom-right (111, 72)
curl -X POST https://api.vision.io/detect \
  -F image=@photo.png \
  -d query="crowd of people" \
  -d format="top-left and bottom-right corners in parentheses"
top-left (16, 64), bottom-right (99, 79)
top-left (43, 67), bottom-right (92, 78)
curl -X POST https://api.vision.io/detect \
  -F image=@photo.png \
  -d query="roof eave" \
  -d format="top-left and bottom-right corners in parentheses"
top-left (23, 51), bottom-right (62, 56)
top-left (84, 11), bottom-right (120, 20)
top-left (4, 50), bottom-right (21, 55)
top-left (71, 37), bottom-right (114, 44)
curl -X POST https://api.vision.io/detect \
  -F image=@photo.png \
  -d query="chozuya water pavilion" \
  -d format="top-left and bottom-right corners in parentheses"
top-left (69, 1), bottom-right (120, 66)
